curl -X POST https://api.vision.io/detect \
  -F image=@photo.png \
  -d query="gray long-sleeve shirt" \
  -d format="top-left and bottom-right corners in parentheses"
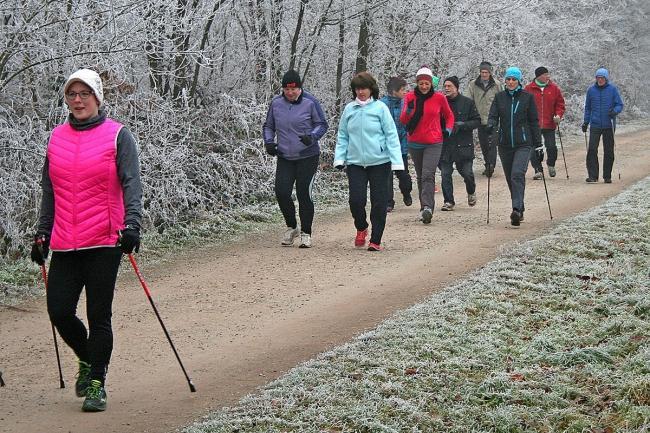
top-left (37, 110), bottom-right (143, 237)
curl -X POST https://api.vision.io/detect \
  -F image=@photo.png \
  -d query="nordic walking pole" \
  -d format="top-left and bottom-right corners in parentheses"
top-left (39, 264), bottom-right (66, 389)
top-left (540, 170), bottom-right (553, 220)
top-left (486, 163), bottom-right (491, 224)
top-left (128, 254), bottom-right (196, 393)
top-left (556, 125), bottom-right (569, 179)
top-left (0, 370), bottom-right (5, 387)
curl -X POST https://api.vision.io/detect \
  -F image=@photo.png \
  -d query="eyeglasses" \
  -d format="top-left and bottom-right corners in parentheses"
top-left (504, 77), bottom-right (519, 82)
top-left (65, 90), bottom-right (94, 101)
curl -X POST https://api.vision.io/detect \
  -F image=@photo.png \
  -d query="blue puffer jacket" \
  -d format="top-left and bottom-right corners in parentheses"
top-left (584, 82), bottom-right (624, 129)
top-left (334, 98), bottom-right (404, 170)
top-left (263, 90), bottom-right (329, 160)
top-left (379, 95), bottom-right (407, 154)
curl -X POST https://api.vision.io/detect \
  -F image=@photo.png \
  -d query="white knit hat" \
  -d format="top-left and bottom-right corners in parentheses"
top-left (63, 69), bottom-right (104, 105)
top-left (415, 66), bottom-right (434, 82)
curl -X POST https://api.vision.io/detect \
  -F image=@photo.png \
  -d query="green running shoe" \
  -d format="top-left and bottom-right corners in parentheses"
top-left (82, 380), bottom-right (107, 412)
top-left (75, 360), bottom-right (91, 397)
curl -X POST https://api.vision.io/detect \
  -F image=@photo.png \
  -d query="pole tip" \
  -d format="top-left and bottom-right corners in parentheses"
top-left (189, 382), bottom-right (197, 393)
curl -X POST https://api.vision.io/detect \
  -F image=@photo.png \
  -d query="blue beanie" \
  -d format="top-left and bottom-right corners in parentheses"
top-left (595, 68), bottom-right (609, 80)
top-left (505, 67), bottom-right (522, 82)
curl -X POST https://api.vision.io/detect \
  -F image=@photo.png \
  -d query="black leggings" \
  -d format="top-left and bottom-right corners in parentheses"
top-left (275, 155), bottom-right (319, 234)
top-left (47, 247), bottom-right (122, 384)
top-left (346, 162), bottom-right (391, 245)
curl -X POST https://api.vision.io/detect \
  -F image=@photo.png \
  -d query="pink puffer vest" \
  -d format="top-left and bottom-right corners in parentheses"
top-left (47, 118), bottom-right (124, 251)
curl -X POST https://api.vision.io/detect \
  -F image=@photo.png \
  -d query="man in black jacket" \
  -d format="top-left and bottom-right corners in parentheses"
top-left (440, 76), bottom-right (482, 211)
top-left (487, 67), bottom-right (542, 226)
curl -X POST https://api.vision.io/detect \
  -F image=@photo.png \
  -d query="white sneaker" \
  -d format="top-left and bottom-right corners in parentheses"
top-left (281, 227), bottom-right (300, 246)
top-left (468, 193), bottom-right (477, 207)
top-left (299, 232), bottom-right (312, 248)
top-left (533, 171), bottom-right (543, 180)
top-left (441, 202), bottom-right (455, 211)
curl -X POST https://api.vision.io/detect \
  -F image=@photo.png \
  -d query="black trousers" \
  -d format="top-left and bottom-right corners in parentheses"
top-left (47, 247), bottom-right (123, 384)
top-left (275, 154), bottom-right (319, 234)
top-left (346, 162), bottom-right (391, 245)
top-left (477, 125), bottom-right (497, 168)
top-left (530, 129), bottom-right (558, 171)
top-left (586, 127), bottom-right (615, 180)
top-left (498, 145), bottom-right (532, 213)
top-left (388, 153), bottom-right (412, 207)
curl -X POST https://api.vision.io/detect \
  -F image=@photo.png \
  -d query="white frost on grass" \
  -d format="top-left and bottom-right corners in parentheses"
top-left (184, 177), bottom-right (650, 433)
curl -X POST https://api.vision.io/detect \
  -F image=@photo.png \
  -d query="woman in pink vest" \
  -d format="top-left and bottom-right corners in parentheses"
top-left (30, 68), bottom-right (142, 412)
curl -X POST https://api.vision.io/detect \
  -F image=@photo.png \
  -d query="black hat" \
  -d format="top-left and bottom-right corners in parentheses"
top-left (281, 70), bottom-right (302, 88)
top-left (444, 76), bottom-right (460, 90)
top-left (535, 66), bottom-right (549, 78)
top-left (479, 61), bottom-right (493, 73)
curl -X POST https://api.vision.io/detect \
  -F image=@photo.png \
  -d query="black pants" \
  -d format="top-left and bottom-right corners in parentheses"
top-left (498, 145), bottom-right (531, 213)
top-left (530, 129), bottom-right (558, 171)
top-left (346, 162), bottom-right (391, 245)
top-left (275, 154), bottom-right (319, 234)
top-left (586, 127), bottom-right (615, 180)
top-left (388, 154), bottom-right (412, 207)
top-left (439, 158), bottom-right (475, 205)
top-left (47, 247), bottom-right (123, 384)
top-left (478, 125), bottom-right (497, 168)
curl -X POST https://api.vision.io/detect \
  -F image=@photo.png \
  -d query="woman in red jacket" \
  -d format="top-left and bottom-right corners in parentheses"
top-left (400, 66), bottom-right (454, 224)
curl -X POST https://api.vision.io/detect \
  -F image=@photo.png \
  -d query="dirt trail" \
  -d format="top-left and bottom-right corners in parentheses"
top-left (1, 129), bottom-right (649, 433)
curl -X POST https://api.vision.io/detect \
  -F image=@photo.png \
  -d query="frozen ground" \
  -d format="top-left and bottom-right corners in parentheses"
top-left (185, 176), bottom-right (650, 433)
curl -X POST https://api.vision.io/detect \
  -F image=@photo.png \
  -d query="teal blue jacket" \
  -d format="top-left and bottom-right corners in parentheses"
top-left (334, 98), bottom-right (404, 170)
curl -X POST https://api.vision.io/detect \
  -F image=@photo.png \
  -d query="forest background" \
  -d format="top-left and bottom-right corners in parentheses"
top-left (1, 0), bottom-right (649, 294)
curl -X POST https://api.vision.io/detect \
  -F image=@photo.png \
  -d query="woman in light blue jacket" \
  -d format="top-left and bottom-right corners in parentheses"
top-left (334, 71), bottom-right (404, 251)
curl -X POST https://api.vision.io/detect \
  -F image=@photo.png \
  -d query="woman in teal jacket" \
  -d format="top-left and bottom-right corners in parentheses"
top-left (334, 72), bottom-right (404, 251)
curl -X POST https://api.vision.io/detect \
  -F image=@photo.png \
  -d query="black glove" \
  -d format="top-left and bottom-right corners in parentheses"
top-left (608, 109), bottom-right (618, 118)
top-left (118, 227), bottom-right (140, 254)
top-left (581, 123), bottom-right (589, 133)
top-left (443, 128), bottom-right (452, 138)
top-left (30, 234), bottom-right (49, 266)
top-left (299, 135), bottom-right (313, 146)
top-left (407, 100), bottom-right (414, 110)
top-left (454, 121), bottom-right (465, 132)
top-left (264, 142), bottom-right (277, 156)
top-left (484, 125), bottom-right (494, 135)
top-left (334, 164), bottom-right (345, 171)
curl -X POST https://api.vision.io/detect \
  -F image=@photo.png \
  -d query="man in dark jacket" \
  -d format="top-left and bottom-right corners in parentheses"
top-left (440, 76), bottom-right (481, 211)
top-left (487, 67), bottom-right (542, 226)
top-left (524, 66), bottom-right (566, 179)
top-left (582, 68), bottom-right (624, 183)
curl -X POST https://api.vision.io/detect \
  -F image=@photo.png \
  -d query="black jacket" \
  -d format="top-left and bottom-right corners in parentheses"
top-left (441, 94), bottom-right (481, 162)
top-left (488, 87), bottom-right (542, 149)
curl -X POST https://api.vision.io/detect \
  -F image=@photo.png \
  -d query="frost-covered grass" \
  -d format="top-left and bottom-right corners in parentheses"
top-left (185, 177), bottom-right (650, 433)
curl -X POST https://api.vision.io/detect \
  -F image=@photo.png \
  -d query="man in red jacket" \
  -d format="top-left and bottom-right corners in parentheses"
top-left (524, 67), bottom-right (565, 179)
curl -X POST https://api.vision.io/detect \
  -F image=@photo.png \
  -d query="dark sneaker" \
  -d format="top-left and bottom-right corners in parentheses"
top-left (548, 166), bottom-right (556, 177)
top-left (585, 178), bottom-right (598, 183)
top-left (510, 210), bottom-right (521, 227)
top-left (468, 193), bottom-right (477, 207)
top-left (532, 171), bottom-right (543, 180)
top-left (75, 360), bottom-right (91, 397)
top-left (520, 212), bottom-right (525, 222)
top-left (386, 206), bottom-right (393, 213)
top-left (441, 202), bottom-right (455, 211)
top-left (421, 207), bottom-right (433, 224)
top-left (403, 194), bottom-right (413, 207)
top-left (604, 178), bottom-right (612, 184)
top-left (485, 166), bottom-right (494, 178)
top-left (82, 380), bottom-right (107, 412)
top-left (367, 242), bottom-right (384, 252)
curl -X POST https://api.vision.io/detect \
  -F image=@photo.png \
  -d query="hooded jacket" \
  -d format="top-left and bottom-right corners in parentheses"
top-left (488, 87), bottom-right (542, 149)
top-left (379, 95), bottom-right (408, 154)
top-left (263, 90), bottom-right (329, 160)
top-left (524, 80), bottom-right (566, 130)
top-left (467, 76), bottom-right (503, 125)
top-left (583, 81), bottom-right (624, 129)
top-left (334, 98), bottom-right (404, 170)
top-left (441, 93), bottom-right (481, 162)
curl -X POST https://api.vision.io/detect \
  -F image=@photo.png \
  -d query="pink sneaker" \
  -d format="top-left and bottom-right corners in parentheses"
top-left (367, 242), bottom-right (383, 251)
top-left (354, 229), bottom-right (368, 247)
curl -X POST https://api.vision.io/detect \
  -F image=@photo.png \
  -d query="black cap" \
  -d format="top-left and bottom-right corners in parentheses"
top-left (535, 66), bottom-right (549, 78)
top-left (444, 76), bottom-right (460, 90)
top-left (281, 70), bottom-right (302, 88)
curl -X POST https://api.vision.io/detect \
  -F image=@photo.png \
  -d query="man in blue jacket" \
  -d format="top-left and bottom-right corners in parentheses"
top-left (263, 70), bottom-right (328, 247)
top-left (582, 68), bottom-right (624, 183)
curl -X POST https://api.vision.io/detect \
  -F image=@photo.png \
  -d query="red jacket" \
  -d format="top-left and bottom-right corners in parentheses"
top-left (524, 80), bottom-right (566, 130)
top-left (400, 91), bottom-right (454, 144)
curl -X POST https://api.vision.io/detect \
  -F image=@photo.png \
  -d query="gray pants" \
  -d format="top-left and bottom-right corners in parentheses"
top-left (498, 145), bottom-right (532, 212)
top-left (409, 144), bottom-right (442, 210)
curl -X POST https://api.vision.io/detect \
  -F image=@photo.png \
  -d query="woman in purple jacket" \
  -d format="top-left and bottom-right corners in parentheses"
top-left (263, 70), bottom-right (329, 248)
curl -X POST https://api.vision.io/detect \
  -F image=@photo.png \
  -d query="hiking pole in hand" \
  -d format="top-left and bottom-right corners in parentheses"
top-left (540, 170), bottom-right (553, 220)
top-left (40, 264), bottom-right (65, 389)
top-left (0, 370), bottom-right (5, 387)
top-left (486, 163), bottom-right (491, 224)
top-left (128, 254), bottom-right (196, 393)
top-left (556, 126), bottom-right (569, 179)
